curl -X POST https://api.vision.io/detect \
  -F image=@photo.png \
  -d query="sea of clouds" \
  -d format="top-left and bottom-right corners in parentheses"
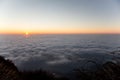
top-left (0, 34), bottom-right (120, 74)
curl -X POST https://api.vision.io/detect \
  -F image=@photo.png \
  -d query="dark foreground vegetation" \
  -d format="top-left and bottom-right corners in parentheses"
top-left (0, 56), bottom-right (120, 80)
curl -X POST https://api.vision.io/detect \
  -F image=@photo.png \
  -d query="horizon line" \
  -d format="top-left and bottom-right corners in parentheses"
top-left (0, 33), bottom-right (120, 35)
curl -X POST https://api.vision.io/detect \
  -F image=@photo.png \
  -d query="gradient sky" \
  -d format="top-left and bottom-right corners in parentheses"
top-left (0, 0), bottom-right (120, 34)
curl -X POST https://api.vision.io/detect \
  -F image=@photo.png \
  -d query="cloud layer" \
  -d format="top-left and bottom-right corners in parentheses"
top-left (0, 34), bottom-right (120, 74)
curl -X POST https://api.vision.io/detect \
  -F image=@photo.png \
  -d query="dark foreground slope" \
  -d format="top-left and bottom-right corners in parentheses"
top-left (0, 56), bottom-right (120, 80)
top-left (0, 56), bottom-right (19, 80)
top-left (75, 61), bottom-right (120, 80)
top-left (0, 56), bottom-right (68, 80)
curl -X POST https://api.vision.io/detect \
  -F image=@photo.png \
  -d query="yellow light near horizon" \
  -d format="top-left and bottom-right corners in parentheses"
top-left (0, 26), bottom-right (120, 34)
top-left (25, 32), bottom-right (29, 35)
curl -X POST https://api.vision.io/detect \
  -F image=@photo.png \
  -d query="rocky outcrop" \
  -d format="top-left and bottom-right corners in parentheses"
top-left (0, 56), bottom-right (68, 80)
top-left (0, 56), bottom-right (19, 80)
top-left (95, 62), bottom-right (120, 80)
top-left (75, 61), bottom-right (120, 80)
top-left (0, 55), bottom-right (120, 80)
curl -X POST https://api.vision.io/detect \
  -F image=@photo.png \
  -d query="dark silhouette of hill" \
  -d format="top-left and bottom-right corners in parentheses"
top-left (0, 56), bottom-right (69, 80)
top-left (75, 61), bottom-right (120, 80)
top-left (0, 56), bottom-right (120, 80)
top-left (0, 56), bottom-right (19, 80)
top-left (20, 70), bottom-right (69, 80)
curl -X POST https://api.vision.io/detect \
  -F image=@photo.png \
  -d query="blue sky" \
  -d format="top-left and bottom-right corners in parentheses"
top-left (0, 0), bottom-right (120, 34)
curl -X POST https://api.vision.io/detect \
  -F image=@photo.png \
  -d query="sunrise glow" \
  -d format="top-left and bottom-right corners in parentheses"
top-left (25, 32), bottom-right (29, 35)
top-left (0, 0), bottom-right (120, 34)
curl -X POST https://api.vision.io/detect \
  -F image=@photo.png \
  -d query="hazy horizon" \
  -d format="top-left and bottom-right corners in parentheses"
top-left (1, 33), bottom-right (120, 35)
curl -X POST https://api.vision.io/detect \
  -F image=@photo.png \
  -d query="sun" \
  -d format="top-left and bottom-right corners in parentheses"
top-left (25, 32), bottom-right (29, 35)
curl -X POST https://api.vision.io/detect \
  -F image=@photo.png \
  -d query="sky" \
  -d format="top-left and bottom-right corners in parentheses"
top-left (0, 0), bottom-right (120, 34)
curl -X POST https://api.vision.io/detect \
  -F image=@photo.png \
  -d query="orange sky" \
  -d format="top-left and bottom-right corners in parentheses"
top-left (0, 0), bottom-right (120, 34)
top-left (0, 27), bottom-right (120, 34)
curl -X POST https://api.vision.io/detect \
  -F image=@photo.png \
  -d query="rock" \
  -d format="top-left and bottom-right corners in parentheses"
top-left (0, 56), bottom-right (19, 80)
top-left (95, 62), bottom-right (120, 80)
top-left (75, 61), bottom-right (120, 80)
